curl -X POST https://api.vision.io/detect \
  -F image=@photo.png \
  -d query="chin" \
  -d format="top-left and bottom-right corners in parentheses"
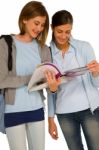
top-left (31, 35), bottom-right (38, 38)
top-left (30, 33), bottom-right (39, 38)
top-left (58, 42), bottom-right (66, 45)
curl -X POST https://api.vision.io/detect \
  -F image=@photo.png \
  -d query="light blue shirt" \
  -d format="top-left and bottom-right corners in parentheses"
top-left (5, 38), bottom-right (44, 113)
top-left (48, 38), bottom-right (99, 116)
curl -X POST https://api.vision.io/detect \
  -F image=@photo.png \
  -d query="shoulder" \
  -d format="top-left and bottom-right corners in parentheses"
top-left (42, 44), bottom-right (50, 50)
top-left (0, 36), bottom-right (8, 54)
top-left (41, 44), bottom-right (52, 62)
top-left (0, 36), bottom-right (6, 44)
top-left (0, 34), bottom-right (14, 46)
top-left (71, 38), bottom-right (95, 62)
top-left (70, 37), bottom-right (92, 49)
top-left (0, 37), bottom-right (8, 64)
top-left (71, 38), bottom-right (94, 58)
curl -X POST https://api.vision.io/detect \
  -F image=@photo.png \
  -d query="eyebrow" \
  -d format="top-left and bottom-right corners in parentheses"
top-left (34, 20), bottom-right (45, 25)
top-left (56, 29), bottom-right (71, 32)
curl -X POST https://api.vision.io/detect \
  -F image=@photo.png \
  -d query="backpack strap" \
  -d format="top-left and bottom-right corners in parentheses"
top-left (0, 35), bottom-right (13, 71)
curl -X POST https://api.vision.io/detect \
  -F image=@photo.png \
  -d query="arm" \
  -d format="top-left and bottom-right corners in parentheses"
top-left (0, 73), bottom-right (31, 89)
top-left (47, 89), bottom-right (58, 140)
top-left (87, 60), bottom-right (99, 87)
top-left (83, 42), bottom-right (99, 86)
top-left (0, 39), bottom-right (31, 89)
top-left (45, 64), bottom-right (61, 139)
top-left (48, 117), bottom-right (58, 140)
top-left (87, 60), bottom-right (99, 77)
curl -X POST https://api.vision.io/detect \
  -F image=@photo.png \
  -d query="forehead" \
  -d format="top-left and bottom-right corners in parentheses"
top-left (55, 24), bottom-right (72, 30)
top-left (31, 16), bottom-right (46, 22)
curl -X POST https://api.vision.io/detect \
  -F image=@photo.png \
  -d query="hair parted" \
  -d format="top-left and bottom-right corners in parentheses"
top-left (52, 10), bottom-right (73, 28)
top-left (18, 1), bottom-right (49, 46)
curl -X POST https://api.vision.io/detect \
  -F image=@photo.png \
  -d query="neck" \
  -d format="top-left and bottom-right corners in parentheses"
top-left (16, 34), bottom-right (33, 42)
top-left (55, 41), bottom-right (70, 52)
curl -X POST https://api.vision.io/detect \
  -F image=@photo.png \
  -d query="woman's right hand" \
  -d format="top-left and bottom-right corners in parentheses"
top-left (48, 117), bottom-right (58, 140)
top-left (45, 70), bottom-right (61, 92)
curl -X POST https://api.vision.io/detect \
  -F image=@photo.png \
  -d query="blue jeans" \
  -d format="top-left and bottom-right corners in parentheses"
top-left (57, 108), bottom-right (99, 150)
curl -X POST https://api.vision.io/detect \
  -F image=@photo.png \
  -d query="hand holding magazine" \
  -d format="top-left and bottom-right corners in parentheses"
top-left (27, 62), bottom-right (89, 92)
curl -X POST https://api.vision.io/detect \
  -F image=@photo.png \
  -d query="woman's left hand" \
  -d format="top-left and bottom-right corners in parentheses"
top-left (87, 60), bottom-right (99, 77)
top-left (45, 70), bottom-right (61, 92)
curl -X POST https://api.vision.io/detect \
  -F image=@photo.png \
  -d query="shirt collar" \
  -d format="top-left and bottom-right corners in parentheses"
top-left (50, 37), bottom-right (76, 56)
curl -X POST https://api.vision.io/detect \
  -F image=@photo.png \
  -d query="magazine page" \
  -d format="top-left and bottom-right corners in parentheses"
top-left (28, 63), bottom-right (89, 92)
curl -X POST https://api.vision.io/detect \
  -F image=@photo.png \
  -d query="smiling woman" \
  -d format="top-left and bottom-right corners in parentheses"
top-left (47, 9), bottom-right (99, 150)
top-left (0, 1), bottom-right (50, 150)
top-left (18, 1), bottom-right (49, 46)
top-left (19, 16), bottom-right (46, 40)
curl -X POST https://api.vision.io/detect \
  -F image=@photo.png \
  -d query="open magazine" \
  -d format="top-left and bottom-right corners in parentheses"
top-left (27, 62), bottom-right (89, 92)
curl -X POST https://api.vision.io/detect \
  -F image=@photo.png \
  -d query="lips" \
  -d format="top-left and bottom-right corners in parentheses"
top-left (58, 40), bottom-right (66, 44)
top-left (58, 38), bottom-right (69, 43)
top-left (32, 30), bottom-right (40, 36)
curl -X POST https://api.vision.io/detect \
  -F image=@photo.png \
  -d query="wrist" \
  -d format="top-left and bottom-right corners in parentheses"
top-left (49, 88), bottom-right (57, 93)
top-left (50, 90), bottom-right (57, 93)
top-left (49, 86), bottom-right (58, 93)
top-left (48, 117), bottom-right (54, 123)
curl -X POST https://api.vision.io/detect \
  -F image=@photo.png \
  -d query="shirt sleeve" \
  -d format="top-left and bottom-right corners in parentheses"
top-left (47, 89), bottom-right (56, 117)
top-left (83, 42), bottom-right (99, 86)
top-left (83, 41), bottom-right (96, 63)
top-left (0, 38), bottom-right (31, 89)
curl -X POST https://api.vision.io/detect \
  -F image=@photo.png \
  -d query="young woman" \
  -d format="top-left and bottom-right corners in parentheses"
top-left (47, 10), bottom-right (99, 150)
top-left (0, 1), bottom-right (49, 150)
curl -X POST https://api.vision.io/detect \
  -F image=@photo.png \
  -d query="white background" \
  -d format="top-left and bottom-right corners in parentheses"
top-left (0, 0), bottom-right (99, 149)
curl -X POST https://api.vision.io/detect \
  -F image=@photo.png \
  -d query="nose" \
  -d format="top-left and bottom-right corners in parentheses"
top-left (37, 25), bottom-right (43, 33)
top-left (61, 33), bottom-right (67, 39)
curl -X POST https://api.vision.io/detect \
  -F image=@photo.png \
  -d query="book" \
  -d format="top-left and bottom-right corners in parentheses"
top-left (27, 62), bottom-right (89, 92)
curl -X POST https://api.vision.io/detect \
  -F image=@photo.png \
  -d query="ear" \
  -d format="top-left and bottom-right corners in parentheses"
top-left (23, 19), bottom-right (27, 24)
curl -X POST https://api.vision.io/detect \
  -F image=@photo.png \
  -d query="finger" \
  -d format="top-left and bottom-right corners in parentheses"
top-left (52, 131), bottom-right (58, 140)
top-left (87, 60), bottom-right (97, 65)
top-left (87, 64), bottom-right (98, 70)
top-left (57, 77), bottom-right (61, 85)
top-left (47, 71), bottom-right (54, 79)
top-left (45, 70), bottom-right (53, 81)
top-left (55, 127), bottom-right (58, 138)
top-left (87, 62), bottom-right (98, 69)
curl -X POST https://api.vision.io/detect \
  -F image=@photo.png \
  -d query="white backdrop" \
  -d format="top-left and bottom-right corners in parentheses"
top-left (0, 0), bottom-right (99, 149)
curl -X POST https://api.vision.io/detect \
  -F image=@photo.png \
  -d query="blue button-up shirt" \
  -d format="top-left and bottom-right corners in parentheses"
top-left (48, 38), bottom-right (99, 116)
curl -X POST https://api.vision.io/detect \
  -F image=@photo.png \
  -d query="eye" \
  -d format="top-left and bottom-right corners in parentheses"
top-left (57, 30), bottom-right (62, 33)
top-left (35, 23), bottom-right (39, 26)
top-left (34, 21), bottom-right (39, 26)
top-left (66, 30), bottom-right (71, 34)
top-left (41, 24), bottom-right (45, 28)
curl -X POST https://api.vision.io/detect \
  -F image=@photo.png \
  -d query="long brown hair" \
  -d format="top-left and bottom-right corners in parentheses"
top-left (18, 1), bottom-right (49, 46)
